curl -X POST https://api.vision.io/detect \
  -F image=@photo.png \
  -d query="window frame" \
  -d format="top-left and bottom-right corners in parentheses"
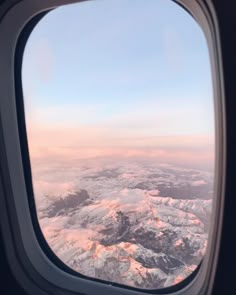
top-left (0, 0), bottom-right (225, 294)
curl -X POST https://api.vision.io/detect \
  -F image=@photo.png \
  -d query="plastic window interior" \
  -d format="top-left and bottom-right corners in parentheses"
top-left (0, 0), bottom-right (225, 295)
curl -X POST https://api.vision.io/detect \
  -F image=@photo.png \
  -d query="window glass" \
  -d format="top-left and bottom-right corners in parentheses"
top-left (22, 0), bottom-right (215, 289)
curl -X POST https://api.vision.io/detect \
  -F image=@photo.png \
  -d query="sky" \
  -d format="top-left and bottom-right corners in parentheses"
top-left (22, 0), bottom-right (215, 170)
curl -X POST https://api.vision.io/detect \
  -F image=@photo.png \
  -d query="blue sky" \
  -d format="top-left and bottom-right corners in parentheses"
top-left (22, 0), bottom-right (214, 139)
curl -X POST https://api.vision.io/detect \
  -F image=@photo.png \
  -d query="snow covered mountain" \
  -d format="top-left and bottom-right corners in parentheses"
top-left (36, 159), bottom-right (213, 289)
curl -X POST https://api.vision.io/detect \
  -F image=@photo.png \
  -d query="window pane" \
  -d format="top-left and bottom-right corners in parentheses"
top-left (22, 0), bottom-right (215, 289)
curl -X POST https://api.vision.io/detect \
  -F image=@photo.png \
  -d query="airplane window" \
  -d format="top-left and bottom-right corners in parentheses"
top-left (21, 0), bottom-right (215, 290)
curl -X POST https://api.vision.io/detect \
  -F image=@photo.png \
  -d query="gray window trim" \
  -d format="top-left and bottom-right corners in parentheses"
top-left (0, 0), bottom-right (225, 294)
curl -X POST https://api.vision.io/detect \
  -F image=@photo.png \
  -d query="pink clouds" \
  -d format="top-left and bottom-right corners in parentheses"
top-left (191, 180), bottom-right (207, 186)
top-left (33, 180), bottom-right (75, 199)
top-left (29, 143), bottom-right (214, 172)
top-left (26, 121), bottom-right (214, 174)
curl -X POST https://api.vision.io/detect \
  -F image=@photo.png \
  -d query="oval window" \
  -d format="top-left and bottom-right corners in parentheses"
top-left (22, 0), bottom-right (215, 290)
